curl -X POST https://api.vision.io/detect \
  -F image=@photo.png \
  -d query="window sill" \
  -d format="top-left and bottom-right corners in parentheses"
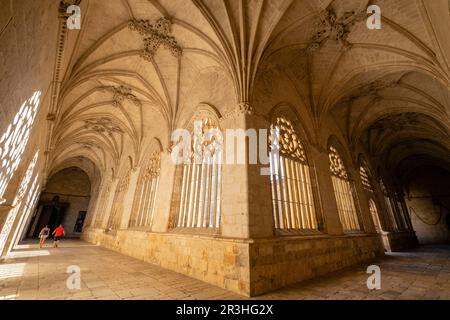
top-left (275, 229), bottom-right (323, 237)
top-left (169, 227), bottom-right (220, 237)
top-left (343, 230), bottom-right (367, 236)
top-left (128, 226), bottom-right (153, 232)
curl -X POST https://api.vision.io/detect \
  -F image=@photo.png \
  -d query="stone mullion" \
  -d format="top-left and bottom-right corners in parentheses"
top-left (273, 154), bottom-right (284, 229)
top-left (197, 161), bottom-right (206, 228)
top-left (149, 176), bottom-right (159, 227)
top-left (179, 164), bottom-right (190, 227)
top-left (138, 178), bottom-right (148, 227)
top-left (191, 163), bottom-right (201, 228)
top-left (304, 163), bottom-right (317, 229)
top-left (142, 178), bottom-right (154, 227)
top-left (202, 159), bottom-right (211, 228)
top-left (209, 155), bottom-right (217, 228)
top-left (269, 151), bottom-right (279, 229)
top-left (289, 160), bottom-right (301, 229)
top-left (214, 153), bottom-right (222, 229)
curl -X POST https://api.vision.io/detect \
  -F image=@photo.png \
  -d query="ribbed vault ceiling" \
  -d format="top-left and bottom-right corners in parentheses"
top-left (48, 0), bottom-right (450, 182)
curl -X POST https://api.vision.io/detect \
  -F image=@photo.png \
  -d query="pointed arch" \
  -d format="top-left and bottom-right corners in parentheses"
top-left (129, 138), bottom-right (163, 229)
top-left (268, 106), bottom-right (322, 232)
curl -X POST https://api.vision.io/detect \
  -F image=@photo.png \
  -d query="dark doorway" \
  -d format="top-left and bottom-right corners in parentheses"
top-left (73, 211), bottom-right (87, 233)
top-left (23, 166), bottom-right (92, 239)
top-left (27, 196), bottom-right (69, 238)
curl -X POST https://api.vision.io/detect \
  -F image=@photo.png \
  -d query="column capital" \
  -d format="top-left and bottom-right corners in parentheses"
top-left (223, 102), bottom-right (253, 120)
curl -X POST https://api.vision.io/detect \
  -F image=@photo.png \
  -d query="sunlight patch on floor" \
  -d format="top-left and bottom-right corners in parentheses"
top-left (6, 250), bottom-right (50, 259)
top-left (0, 262), bottom-right (26, 279)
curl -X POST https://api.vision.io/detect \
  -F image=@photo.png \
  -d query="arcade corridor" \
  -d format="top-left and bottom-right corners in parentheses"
top-left (1, 240), bottom-right (449, 300)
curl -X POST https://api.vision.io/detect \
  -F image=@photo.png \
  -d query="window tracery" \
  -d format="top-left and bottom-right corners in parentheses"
top-left (175, 117), bottom-right (223, 230)
top-left (269, 116), bottom-right (318, 230)
top-left (329, 146), bottom-right (360, 231)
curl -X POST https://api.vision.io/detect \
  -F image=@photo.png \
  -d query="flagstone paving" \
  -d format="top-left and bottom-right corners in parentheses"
top-left (0, 240), bottom-right (448, 300)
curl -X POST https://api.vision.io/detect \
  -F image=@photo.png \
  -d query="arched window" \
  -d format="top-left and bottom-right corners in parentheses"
top-left (269, 116), bottom-right (318, 230)
top-left (359, 165), bottom-right (373, 192)
top-left (369, 199), bottom-right (382, 233)
top-left (393, 192), bottom-right (409, 231)
top-left (360, 160), bottom-right (383, 232)
top-left (130, 148), bottom-right (161, 228)
top-left (107, 170), bottom-right (131, 230)
top-left (329, 146), bottom-right (360, 231)
top-left (175, 117), bottom-right (222, 229)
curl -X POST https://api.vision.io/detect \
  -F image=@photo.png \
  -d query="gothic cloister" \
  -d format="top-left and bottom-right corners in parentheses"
top-left (0, 0), bottom-right (449, 299)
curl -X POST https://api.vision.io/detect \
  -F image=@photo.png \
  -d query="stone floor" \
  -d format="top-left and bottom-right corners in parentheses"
top-left (0, 240), bottom-right (449, 300)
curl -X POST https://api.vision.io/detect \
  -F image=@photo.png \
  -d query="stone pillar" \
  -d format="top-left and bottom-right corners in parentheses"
top-left (120, 169), bottom-right (140, 229)
top-left (396, 189), bottom-right (414, 231)
top-left (85, 183), bottom-right (102, 228)
top-left (245, 113), bottom-right (274, 238)
top-left (220, 111), bottom-right (250, 239)
top-left (101, 178), bottom-right (118, 229)
top-left (310, 148), bottom-right (343, 235)
top-left (219, 105), bottom-right (274, 239)
top-left (152, 150), bottom-right (176, 232)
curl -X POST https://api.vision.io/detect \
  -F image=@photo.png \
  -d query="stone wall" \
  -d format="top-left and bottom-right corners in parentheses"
top-left (38, 167), bottom-right (92, 237)
top-left (249, 234), bottom-right (383, 296)
top-left (82, 227), bottom-right (251, 295)
top-left (82, 227), bottom-right (383, 296)
top-left (38, 192), bottom-right (90, 238)
top-left (381, 231), bottom-right (419, 252)
top-left (405, 167), bottom-right (450, 245)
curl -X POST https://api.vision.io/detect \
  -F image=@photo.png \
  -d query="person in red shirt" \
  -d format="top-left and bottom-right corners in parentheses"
top-left (52, 225), bottom-right (65, 248)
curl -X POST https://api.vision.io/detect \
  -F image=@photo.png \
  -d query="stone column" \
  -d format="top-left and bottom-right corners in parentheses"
top-left (220, 110), bottom-right (250, 238)
top-left (120, 169), bottom-right (140, 229)
top-left (101, 178), bottom-right (118, 229)
top-left (152, 150), bottom-right (176, 232)
top-left (219, 105), bottom-right (274, 239)
top-left (85, 183), bottom-right (102, 228)
top-left (245, 112), bottom-right (274, 238)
